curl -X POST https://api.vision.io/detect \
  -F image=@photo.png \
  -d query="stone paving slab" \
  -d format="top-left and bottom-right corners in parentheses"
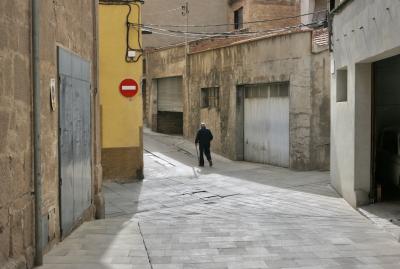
top-left (37, 130), bottom-right (400, 269)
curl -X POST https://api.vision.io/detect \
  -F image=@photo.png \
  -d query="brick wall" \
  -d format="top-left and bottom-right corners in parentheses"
top-left (228, 0), bottom-right (300, 32)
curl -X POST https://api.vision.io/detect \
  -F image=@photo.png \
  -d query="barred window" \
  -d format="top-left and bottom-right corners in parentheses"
top-left (201, 87), bottom-right (219, 109)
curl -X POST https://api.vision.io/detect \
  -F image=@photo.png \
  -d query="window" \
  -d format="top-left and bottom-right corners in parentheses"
top-left (244, 82), bottom-right (289, 98)
top-left (336, 69), bottom-right (347, 102)
top-left (234, 7), bottom-right (243, 30)
top-left (201, 87), bottom-right (219, 109)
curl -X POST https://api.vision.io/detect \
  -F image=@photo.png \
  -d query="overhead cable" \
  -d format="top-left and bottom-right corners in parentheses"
top-left (138, 9), bottom-right (328, 28)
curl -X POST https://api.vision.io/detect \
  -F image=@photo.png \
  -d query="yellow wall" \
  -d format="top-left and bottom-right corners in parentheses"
top-left (99, 3), bottom-right (142, 149)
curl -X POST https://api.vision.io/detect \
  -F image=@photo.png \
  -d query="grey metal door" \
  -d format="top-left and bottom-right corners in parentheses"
top-left (58, 48), bottom-right (92, 237)
top-left (244, 82), bottom-right (290, 167)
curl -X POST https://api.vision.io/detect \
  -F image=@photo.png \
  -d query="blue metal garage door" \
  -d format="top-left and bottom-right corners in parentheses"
top-left (58, 47), bottom-right (92, 237)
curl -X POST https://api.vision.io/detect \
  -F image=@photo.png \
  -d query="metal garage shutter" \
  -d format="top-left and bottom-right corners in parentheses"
top-left (244, 82), bottom-right (289, 167)
top-left (157, 77), bottom-right (183, 112)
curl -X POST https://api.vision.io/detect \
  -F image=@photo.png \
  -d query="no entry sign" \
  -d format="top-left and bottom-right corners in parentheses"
top-left (119, 79), bottom-right (139, 98)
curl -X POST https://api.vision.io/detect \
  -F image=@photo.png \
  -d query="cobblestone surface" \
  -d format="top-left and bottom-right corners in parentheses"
top-left (37, 130), bottom-right (400, 269)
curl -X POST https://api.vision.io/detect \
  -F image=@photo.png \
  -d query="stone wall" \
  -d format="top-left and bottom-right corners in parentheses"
top-left (0, 1), bottom-right (101, 268)
top-left (0, 1), bottom-right (35, 267)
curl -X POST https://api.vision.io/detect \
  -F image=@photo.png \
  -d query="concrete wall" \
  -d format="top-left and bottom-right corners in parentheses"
top-left (99, 3), bottom-right (143, 181)
top-left (0, 1), bottom-right (101, 268)
top-left (142, 0), bottom-right (229, 49)
top-left (331, 0), bottom-right (400, 207)
top-left (145, 30), bottom-right (330, 170)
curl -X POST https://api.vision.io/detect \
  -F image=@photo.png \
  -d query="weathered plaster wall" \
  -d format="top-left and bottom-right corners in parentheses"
top-left (146, 30), bottom-right (330, 170)
top-left (331, 0), bottom-right (400, 207)
top-left (99, 3), bottom-right (143, 181)
top-left (0, 1), bottom-right (101, 268)
top-left (188, 31), bottom-right (330, 170)
top-left (144, 46), bottom-right (186, 132)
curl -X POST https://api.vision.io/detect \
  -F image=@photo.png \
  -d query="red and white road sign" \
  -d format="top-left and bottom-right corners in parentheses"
top-left (119, 79), bottom-right (139, 98)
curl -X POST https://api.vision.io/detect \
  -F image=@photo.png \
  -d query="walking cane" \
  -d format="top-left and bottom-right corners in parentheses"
top-left (195, 143), bottom-right (199, 163)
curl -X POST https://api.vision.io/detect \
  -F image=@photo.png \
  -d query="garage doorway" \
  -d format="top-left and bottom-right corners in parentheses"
top-left (243, 82), bottom-right (290, 167)
top-left (156, 76), bottom-right (183, 134)
top-left (372, 54), bottom-right (400, 202)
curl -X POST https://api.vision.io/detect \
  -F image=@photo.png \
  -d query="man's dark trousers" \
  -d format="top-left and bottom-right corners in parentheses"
top-left (199, 144), bottom-right (211, 166)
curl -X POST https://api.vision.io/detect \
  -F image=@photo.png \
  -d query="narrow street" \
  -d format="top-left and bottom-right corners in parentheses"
top-left (37, 130), bottom-right (400, 269)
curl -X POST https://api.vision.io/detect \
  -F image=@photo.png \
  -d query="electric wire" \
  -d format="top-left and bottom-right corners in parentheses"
top-left (99, 0), bottom-right (143, 63)
top-left (136, 9), bottom-right (328, 28)
top-left (143, 19), bottom-right (328, 51)
top-left (136, 19), bottom-right (327, 39)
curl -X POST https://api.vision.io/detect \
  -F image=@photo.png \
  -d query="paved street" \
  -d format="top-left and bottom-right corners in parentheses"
top-left (38, 130), bottom-right (400, 269)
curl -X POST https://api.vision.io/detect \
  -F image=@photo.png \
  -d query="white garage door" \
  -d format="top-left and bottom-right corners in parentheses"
top-left (244, 82), bottom-right (289, 167)
top-left (157, 76), bottom-right (183, 112)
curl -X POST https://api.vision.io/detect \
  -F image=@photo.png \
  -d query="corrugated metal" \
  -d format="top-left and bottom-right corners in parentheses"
top-left (244, 83), bottom-right (289, 167)
top-left (157, 77), bottom-right (183, 112)
top-left (58, 48), bottom-right (92, 237)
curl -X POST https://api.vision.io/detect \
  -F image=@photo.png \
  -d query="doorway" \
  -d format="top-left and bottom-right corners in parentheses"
top-left (372, 54), bottom-right (400, 202)
top-left (156, 76), bottom-right (183, 134)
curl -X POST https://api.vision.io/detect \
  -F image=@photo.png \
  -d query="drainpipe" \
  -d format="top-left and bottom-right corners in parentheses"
top-left (32, 0), bottom-right (43, 265)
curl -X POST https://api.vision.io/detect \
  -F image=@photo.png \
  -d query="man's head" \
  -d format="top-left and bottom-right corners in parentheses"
top-left (200, 122), bottom-right (206, 129)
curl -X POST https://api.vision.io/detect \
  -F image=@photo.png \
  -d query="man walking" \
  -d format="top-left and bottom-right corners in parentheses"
top-left (195, 123), bottom-right (213, 167)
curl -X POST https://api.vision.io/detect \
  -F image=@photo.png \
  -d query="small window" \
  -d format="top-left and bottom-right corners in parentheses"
top-left (336, 69), bottom-right (347, 102)
top-left (234, 7), bottom-right (243, 30)
top-left (201, 87), bottom-right (219, 109)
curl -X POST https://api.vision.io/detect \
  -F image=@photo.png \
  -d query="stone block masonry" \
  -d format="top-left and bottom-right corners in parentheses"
top-left (0, 1), bottom-right (102, 268)
top-left (0, 1), bottom-right (35, 267)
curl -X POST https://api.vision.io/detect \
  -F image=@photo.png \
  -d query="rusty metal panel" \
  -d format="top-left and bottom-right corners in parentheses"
top-left (58, 48), bottom-right (91, 237)
top-left (244, 83), bottom-right (289, 167)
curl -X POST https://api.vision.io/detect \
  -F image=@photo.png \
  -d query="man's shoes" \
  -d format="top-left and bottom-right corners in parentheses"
top-left (209, 160), bottom-right (213, 167)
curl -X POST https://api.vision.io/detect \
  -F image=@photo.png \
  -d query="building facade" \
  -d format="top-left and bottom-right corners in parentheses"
top-left (144, 0), bottom-right (330, 170)
top-left (228, 0), bottom-right (300, 32)
top-left (142, 0), bottom-right (230, 49)
top-left (330, 0), bottom-right (400, 207)
top-left (99, 1), bottom-right (144, 182)
top-left (145, 29), bottom-right (330, 170)
top-left (0, 1), bottom-right (102, 268)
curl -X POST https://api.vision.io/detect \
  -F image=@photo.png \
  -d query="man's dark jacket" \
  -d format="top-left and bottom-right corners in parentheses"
top-left (195, 128), bottom-right (213, 146)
